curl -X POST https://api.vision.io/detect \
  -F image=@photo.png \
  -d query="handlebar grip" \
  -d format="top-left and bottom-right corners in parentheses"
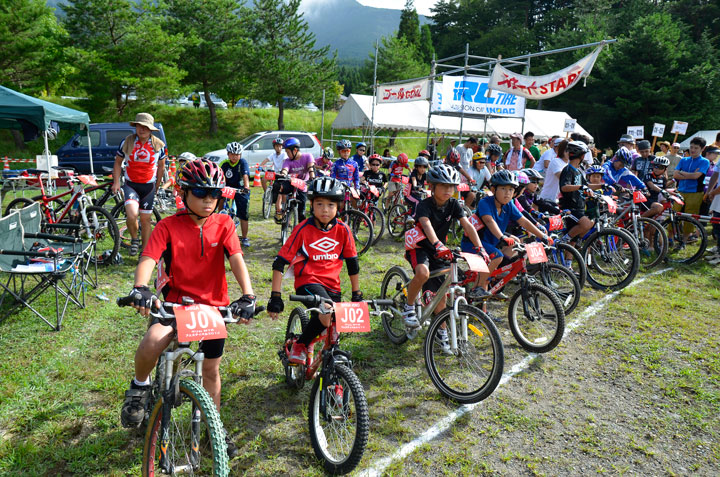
top-left (116, 296), bottom-right (135, 307)
top-left (254, 306), bottom-right (266, 316)
top-left (370, 299), bottom-right (396, 307)
top-left (289, 294), bottom-right (316, 304)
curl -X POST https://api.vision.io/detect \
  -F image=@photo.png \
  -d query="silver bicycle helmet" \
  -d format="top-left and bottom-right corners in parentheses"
top-left (427, 164), bottom-right (461, 185)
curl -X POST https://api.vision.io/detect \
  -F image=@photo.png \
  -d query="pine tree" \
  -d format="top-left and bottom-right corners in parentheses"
top-left (418, 24), bottom-right (435, 64)
top-left (397, 0), bottom-right (420, 49)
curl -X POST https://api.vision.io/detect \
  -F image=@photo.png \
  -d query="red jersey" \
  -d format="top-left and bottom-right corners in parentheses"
top-left (117, 136), bottom-right (167, 184)
top-left (142, 213), bottom-right (243, 306)
top-left (277, 217), bottom-right (357, 293)
top-left (389, 161), bottom-right (406, 182)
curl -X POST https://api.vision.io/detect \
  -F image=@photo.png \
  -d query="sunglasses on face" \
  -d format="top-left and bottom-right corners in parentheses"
top-left (370, 162), bottom-right (381, 166)
top-left (653, 165), bottom-right (667, 170)
top-left (190, 187), bottom-right (223, 199)
top-left (357, 148), bottom-right (366, 152)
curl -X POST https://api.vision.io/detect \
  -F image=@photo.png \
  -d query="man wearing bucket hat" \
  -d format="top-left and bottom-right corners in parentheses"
top-left (112, 112), bottom-right (168, 256)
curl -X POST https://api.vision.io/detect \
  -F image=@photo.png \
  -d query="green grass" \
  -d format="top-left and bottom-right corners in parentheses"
top-left (0, 190), bottom-right (718, 475)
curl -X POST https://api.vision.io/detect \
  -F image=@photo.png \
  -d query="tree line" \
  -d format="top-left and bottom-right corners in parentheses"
top-left (1, 0), bottom-right (339, 133)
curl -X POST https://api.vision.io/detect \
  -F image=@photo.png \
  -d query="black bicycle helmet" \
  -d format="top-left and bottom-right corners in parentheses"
top-left (414, 156), bottom-right (429, 167)
top-left (486, 143), bottom-right (503, 157)
top-left (566, 140), bottom-right (589, 160)
top-left (427, 164), bottom-right (461, 185)
top-left (490, 169), bottom-right (519, 187)
top-left (522, 168), bottom-right (543, 182)
top-left (307, 176), bottom-right (345, 202)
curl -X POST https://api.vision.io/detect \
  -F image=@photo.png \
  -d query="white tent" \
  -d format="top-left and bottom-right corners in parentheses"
top-left (678, 130), bottom-right (720, 149)
top-left (332, 94), bottom-right (594, 142)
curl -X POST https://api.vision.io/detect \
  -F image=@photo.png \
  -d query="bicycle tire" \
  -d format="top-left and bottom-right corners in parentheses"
top-left (308, 364), bottom-right (369, 475)
top-left (529, 262), bottom-right (581, 316)
top-left (262, 187), bottom-right (273, 219)
top-left (111, 203), bottom-right (162, 249)
top-left (82, 206), bottom-right (120, 265)
top-left (621, 216), bottom-right (669, 269)
top-left (142, 379), bottom-right (229, 477)
top-left (280, 204), bottom-right (298, 244)
top-left (508, 282), bottom-right (565, 353)
top-left (368, 205), bottom-right (385, 245)
top-left (424, 304), bottom-right (504, 403)
top-left (581, 228), bottom-right (640, 291)
top-left (553, 242), bottom-right (587, 289)
top-left (340, 209), bottom-right (374, 256)
top-left (284, 307), bottom-right (309, 389)
top-left (662, 216), bottom-right (707, 264)
top-left (387, 204), bottom-right (409, 238)
top-left (4, 197), bottom-right (35, 216)
top-left (379, 266), bottom-right (411, 345)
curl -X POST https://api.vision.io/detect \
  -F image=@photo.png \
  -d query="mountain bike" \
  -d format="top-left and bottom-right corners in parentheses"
top-left (279, 294), bottom-right (393, 475)
top-left (357, 183), bottom-right (385, 244)
top-left (261, 168), bottom-right (275, 220)
top-left (217, 186), bottom-right (250, 231)
top-left (533, 210), bottom-right (588, 288)
top-left (110, 202), bottom-right (163, 251)
top-left (5, 167), bottom-right (120, 266)
top-left (379, 250), bottom-right (504, 403)
top-left (116, 296), bottom-right (263, 477)
top-left (611, 189), bottom-right (669, 269)
top-left (460, 242), bottom-right (567, 353)
top-left (338, 184), bottom-right (374, 255)
top-left (275, 176), bottom-right (306, 244)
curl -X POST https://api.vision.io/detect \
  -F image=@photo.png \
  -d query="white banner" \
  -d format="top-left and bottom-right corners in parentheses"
top-left (376, 79), bottom-right (430, 103)
top-left (431, 76), bottom-right (525, 118)
top-left (489, 46), bottom-right (604, 100)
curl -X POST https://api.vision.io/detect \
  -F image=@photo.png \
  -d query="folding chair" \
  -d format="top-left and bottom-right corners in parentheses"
top-left (0, 206), bottom-right (88, 331)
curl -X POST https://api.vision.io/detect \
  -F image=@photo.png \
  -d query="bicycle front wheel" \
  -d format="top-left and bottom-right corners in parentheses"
top-left (142, 379), bottom-right (229, 477)
top-left (551, 242), bottom-right (587, 289)
top-left (387, 204), bottom-right (409, 238)
top-left (111, 203), bottom-right (162, 249)
top-left (308, 364), bottom-right (369, 475)
top-left (280, 205), bottom-right (298, 244)
top-left (379, 266), bottom-right (411, 345)
top-left (424, 305), bottom-right (504, 403)
top-left (663, 216), bottom-right (707, 264)
top-left (262, 187), bottom-right (272, 219)
top-left (368, 205), bottom-right (385, 244)
top-left (508, 283), bottom-right (565, 353)
top-left (340, 209), bottom-right (374, 256)
top-left (581, 228), bottom-right (640, 291)
top-left (82, 205), bottom-right (120, 265)
top-left (622, 216), bottom-right (668, 269)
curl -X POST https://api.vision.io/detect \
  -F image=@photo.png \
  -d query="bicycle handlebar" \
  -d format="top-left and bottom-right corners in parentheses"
top-left (289, 294), bottom-right (395, 309)
top-left (117, 296), bottom-right (265, 324)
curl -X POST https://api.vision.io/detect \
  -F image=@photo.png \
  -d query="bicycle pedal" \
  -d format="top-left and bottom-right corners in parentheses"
top-left (406, 328), bottom-right (419, 340)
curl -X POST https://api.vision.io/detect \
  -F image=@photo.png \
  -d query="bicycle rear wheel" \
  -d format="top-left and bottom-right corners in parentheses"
top-left (308, 364), bottom-right (369, 475)
top-left (621, 216), bottom-right (668, 269)
top-left (379, 266), bottom-right (411, 345)
top-left (368, 205), bottom-right (385, 244)
top-left (111, 203), bottom-right (162, 250)
top-left (387, 204), bottom-right (409, 238)
top-left (508, 283), bottom-right (565, 353)
top-left (424, 305), bottom-right (504, 403)
top-left (663, 216), bottom-right (707, 264)
top-left (142, 379), bottom-right (229, 477)
top-left (82, 206), bottom-right (120, 265)
top-left (581, 228), bottom-right (640, 291)
top-left (529, 262), bottom-right (581, 316)
top-left (340, 209), bottom-right (374, 256)
top-left (551, 243), bottom-right (587, 289)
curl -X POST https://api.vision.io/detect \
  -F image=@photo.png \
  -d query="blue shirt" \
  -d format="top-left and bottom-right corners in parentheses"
top-left (675, 156), bottom-right (710, 193)
top-left (220, 158), bottom-right (249, 189)
top-left (331, 158), bottom-right (360, 188)
top-left (351, 153), bottom-right (366, 173)
top-left (465, 195), bottom-right (523, 249)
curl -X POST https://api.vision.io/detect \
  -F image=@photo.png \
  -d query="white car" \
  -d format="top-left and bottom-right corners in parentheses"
top-left (178, 92), bottom-right (228, 109)
top-left (203, 130), bottom-right (323, 170)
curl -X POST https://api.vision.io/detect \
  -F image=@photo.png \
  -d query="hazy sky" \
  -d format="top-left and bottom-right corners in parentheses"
top-left (299, 0), bottom-right (438, 17)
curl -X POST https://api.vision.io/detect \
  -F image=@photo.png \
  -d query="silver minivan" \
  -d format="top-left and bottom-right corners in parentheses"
top-left (204, 130), bottom-right (323, 167)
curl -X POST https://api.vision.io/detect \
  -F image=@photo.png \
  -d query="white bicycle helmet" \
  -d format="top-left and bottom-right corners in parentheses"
top-left (226, 142), bottom-right (244, 155)
top-left (427, 164), bottom-right (461, 185)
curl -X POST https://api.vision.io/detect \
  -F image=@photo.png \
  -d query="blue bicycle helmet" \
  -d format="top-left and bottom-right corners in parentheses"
top-left (283, 137), bottom-right (301, 149)
top-left (614, 146), bottom-right (633, 164)
top-left (586, 165), bottom-right (604, 176)
top-left (486, 143), bottom-right (503, 158)
top-left (336, 139), bottom-right (352, 150)
top-left (356, 142), bottom-right (367, 149)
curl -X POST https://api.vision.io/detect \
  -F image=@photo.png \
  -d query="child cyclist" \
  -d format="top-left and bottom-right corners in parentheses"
top-left (558, 141), bottom-right (603, 245)
top-left (403, 164), bottom-right (487, 351)
top-left (641, 155), bottom-right (670, 218)
top-left (221, 142), bottom-right (251, 247)
top-left (120, 158), bottom-right (257, 457)
top-left (462, 170), bottom-right (552, 299)
top-left (361, 153), bottom-right (388, 200)
top-left (258, 137), bottom-right (287, 191)
top-left (266, 177), bottom-right (362, 364)
top-left (386, 152), bottom-right (410, 209)
top-left (331, 139), bottom-right (360, 203)
top-left (406, 156), bottom-right (429, 216)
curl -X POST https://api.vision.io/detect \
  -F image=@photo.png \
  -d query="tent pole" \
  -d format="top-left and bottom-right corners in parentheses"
top-left (320, 89), bottom-right (326, 147)
top-left (458, 43), bottom-right (469, 145)
top-left (426, 55), bottom-right (435, 148)
top-left (43, 130), bottom-right (55, 194)
top-left (87, 127), bottom-right (95, 176)
top-left (369, 39), bottom-right (379, 154)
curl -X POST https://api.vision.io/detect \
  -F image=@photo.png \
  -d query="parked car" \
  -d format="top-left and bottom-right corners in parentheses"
top-left (303, 102), bottom-right (319, 112)
top-left (203, 130), bottom-right (322, 168)
top-left (173, 92), bottom-right (228, 109)
top-left (233, 99), bottom-right (272, 109)
top-left (56, 122), bottom-right (167, 174)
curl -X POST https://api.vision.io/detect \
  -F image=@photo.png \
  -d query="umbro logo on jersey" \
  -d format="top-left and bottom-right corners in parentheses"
top-left (309, 237), bottom-right (340, 260)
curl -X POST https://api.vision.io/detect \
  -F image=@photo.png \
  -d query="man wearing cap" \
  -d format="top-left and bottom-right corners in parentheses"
top-left (112, 112), bottom-right (167, 256)
top-left (500, 133), bottom-right (535, 171)
top-left (666, 143), bottom-right (683, 178)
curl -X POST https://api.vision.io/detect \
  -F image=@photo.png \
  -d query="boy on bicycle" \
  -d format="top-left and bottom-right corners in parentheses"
top-left (120, 158), bottom-right (256, 457)
top-left (385, 152), bottom-right (410, 210)
top-left (462, 169), bottom-right (552, 299)
top-left (273, 137), bottom-right (316, 223)
top-left (361, 153), bottom-right (388, 200)
top-left (404, 165), bottom-right (486, 350)
top-left (331, 139), bottom-right (360, 206)
top-left (558, 141), bottom-right (603, 245)
top-left (266, 177), bottom-right (362, 365)
top-left (221, 142), bottom-right (251, 247)
top-left (259, 137), bottom-right (286, 192)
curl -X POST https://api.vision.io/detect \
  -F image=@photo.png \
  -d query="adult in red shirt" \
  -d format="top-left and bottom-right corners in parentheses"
top-left (112, 112), bottom-right (168, 256)
top-left (120, 159), bottom-right (256, 457)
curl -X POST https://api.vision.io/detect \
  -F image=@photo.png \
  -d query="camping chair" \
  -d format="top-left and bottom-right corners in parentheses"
top-left (0, 205), bottom-right (88, 331)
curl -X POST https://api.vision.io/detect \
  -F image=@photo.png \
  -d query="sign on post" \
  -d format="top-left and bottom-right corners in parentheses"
top-left (651, 123), bottom-right (665, 137)
top-left (671, 121), bottom-right (688, 135)
top-left (627, 126), bottom-right (644, 140)
top-left (563, 119), bottom-right (577, 133)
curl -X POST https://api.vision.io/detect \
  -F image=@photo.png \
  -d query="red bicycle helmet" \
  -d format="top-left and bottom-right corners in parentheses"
top-left (368, 153), bottom-right (383, 164)
top-left (178, 159), bottom-right (225, 189)
top-left (418, 149), bottom-right (431, 158)
top-left (397, 153), bottom-right (409, 166)
top-left (446, 150), bottom-right (461, 165)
